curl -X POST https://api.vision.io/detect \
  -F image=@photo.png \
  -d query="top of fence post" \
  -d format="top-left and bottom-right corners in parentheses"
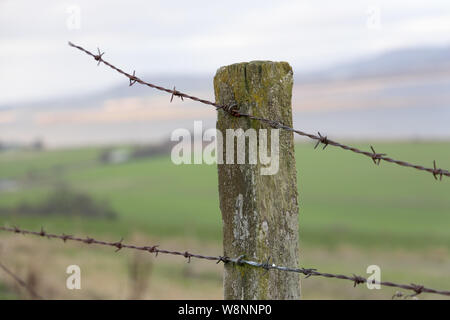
top-left (214, 61), bottom-right (301, 299)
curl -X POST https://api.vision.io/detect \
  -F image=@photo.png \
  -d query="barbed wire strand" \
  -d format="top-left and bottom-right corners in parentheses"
top-left (2, 225), bottom-right (449, 298)
top-left (68, 42), bottom-right (449, 180)
top-left (0, 260), bottom-right (43, 299)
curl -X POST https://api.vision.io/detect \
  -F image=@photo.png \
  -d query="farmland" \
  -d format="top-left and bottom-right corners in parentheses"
top-left (0, 141), bottom-right (449, 299)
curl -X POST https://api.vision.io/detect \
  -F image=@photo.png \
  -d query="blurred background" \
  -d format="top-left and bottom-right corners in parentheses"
top-left (0, 0), bottom-right (449, 299)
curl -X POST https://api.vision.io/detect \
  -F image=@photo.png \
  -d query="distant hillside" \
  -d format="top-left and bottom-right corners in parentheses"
top-left (0, 75), bottom-right (212, 111)
top-left (3, 45), bottom-right (450, 111)
top-left (2, 45), bottom-right (450, 146)
top-left (298, 45), bottom-right (450, 82)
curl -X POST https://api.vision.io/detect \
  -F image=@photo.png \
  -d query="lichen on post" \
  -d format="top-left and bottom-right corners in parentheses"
top-left (214, 61), bottom-right (300, 299)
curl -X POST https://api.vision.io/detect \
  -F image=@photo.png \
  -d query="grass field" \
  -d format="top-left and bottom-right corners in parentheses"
top-left (0, 141), bottom-right (449, 299)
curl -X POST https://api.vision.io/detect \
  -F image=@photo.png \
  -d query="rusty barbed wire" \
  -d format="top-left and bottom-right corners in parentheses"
top-left (0, 260), bottom-right (43, 299)
top-left (1, 225), bottom-right (449, 298)
top-left (68, 42), bottom-right (450, 179)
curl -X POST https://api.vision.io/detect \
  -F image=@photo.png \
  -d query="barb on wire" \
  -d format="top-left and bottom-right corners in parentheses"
top-left (370, 146), bottom-right (386, 165)
top-left (129, 71), bottom-right (137, 86)
top-left (314, 132), bottom-right (329, 150)
top-left (392, 290), bottom-right (420, 300)
top-left (0, 261), bottom-right (43, 299)
top-left (2, 225), bottom-right (450, 298)
top-left (302, 268), bottom-right (317, 279)
top-left (433, 160), bottom-right (443, 181)
top-left (113, 238), bottom-right (124, 252)
top-left (94, 48), bottom-right (104, 66)
top-left (68, 42), bottom-right (449, 180)
top-left (170, 86), bottom-right (184, 103)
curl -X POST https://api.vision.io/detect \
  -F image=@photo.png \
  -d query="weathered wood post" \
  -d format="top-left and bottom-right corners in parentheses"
top-left (214, 61), bottom-right (300, 299)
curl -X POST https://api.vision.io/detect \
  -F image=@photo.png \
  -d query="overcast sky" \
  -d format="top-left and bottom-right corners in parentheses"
top-left (1, 0), bottom-right (450, 105)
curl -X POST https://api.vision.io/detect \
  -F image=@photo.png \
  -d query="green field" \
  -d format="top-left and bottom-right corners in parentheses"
top-left (0, 141), bottom-right (449, 299)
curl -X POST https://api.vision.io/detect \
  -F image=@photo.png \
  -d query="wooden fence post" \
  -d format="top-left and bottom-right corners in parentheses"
top-left (214, 61), bottom-right (300, 299)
